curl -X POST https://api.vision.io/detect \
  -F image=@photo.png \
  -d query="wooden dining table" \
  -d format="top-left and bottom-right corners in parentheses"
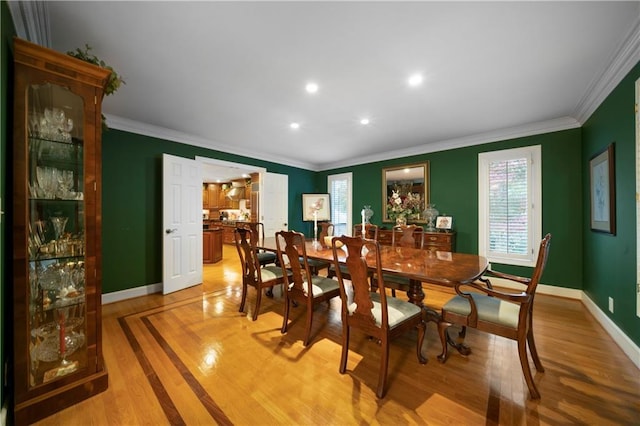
top-left (257, 236), bottom-right (489, 306)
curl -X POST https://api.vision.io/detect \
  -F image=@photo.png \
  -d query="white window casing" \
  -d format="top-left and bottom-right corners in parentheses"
top-left (478, 145), bottom-right (542, 267)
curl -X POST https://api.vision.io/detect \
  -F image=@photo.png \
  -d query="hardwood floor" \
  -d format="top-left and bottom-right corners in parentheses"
top-left (34, 245), bottom-right (640, 425)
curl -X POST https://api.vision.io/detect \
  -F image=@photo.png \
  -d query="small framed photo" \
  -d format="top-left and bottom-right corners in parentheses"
top-left (302, 193), bottom-right (331, 221)
top-left (589, 143), bottom-right (616, 235)
top-left (435, 216), bottom-right (453, 231)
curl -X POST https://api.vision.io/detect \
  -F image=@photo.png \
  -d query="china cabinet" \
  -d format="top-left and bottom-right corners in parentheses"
top-left (11, 38), bottom-right (110, 424)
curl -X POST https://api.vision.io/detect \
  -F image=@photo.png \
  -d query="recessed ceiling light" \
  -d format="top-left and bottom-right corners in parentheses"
top-left (290, 122), bottom-right (300, 129)
top-left (305, 82), bottom-right (319, 94)
top-left (408, 73), bottom-right (423, 87)
top-left (360, 118), bottom-right (370, 125)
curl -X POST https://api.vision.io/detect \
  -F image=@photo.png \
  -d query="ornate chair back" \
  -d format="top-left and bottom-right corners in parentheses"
top-left (275, 230), bottom-right (340, 346)
top-left (353, 223), bottom-right (379, 240)
top-left (391, 224), bottom-right (424, 249)
top-left (331, 235), bottom-right (426, 398)
top-left (234, 227), bottom-right (288, 320)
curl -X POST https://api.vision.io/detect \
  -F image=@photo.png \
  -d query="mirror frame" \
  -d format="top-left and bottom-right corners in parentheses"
top-left (382, 162), bottom-right (430, 223)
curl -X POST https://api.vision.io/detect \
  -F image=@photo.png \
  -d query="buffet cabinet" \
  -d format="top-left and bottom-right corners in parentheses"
top-left (378, 228), bottom-right (456, 252)
top-left (11, 38), bottom-right (111, 424)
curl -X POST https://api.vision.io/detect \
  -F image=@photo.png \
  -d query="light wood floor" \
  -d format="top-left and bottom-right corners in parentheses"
top-left (34, 245), bottom-right (640, 425)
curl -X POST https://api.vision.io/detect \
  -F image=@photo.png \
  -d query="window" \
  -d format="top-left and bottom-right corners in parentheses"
top-left (328, 172), bottom-right (352, 236)
top-left (478, 146), bottom-right (541, 267)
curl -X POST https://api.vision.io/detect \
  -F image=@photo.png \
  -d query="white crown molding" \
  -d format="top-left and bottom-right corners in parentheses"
top-left (319, 116), bottom-right (581, 171)
top-left (104, 114), bottom-right (315, 171)
top-left (574, 15), bottom-right (640, 124)
top-left (7, 0), bottom-right (51, 47)
top-left (107, 114), bottom-right (580, 173)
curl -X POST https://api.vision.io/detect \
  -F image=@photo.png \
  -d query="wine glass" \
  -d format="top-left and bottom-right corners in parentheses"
top-left (50, 216), bottom-right (68, 240)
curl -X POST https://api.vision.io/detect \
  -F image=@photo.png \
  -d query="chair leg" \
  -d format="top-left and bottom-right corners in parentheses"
top-left (303, 301), bottom-right (314, 346)
top-left (239, 280), bottom-right (248, 313)
top-left (458, 326), bottom-right (467, 339)
top-left (416, 322), bottom-right (427, 364)
top-left (527, 328), bottom-right (544, 372)
top-left (518, 336), bottom-right (540, 399)
top-left (436, 320), bottom-right (450, 363)
top-left (339, 325), bottom-right (350, 374)
top-left (252, 286), bottom-right (263, 321)
top-left (376, 335), bottom-right (390, 398)
top-left (391, 288), bottom-right (396, 298)
top-left (281, 297), bottom-right (290, 334)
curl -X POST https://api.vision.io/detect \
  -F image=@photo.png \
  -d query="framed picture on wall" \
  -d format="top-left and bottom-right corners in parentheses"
top-left (302, 193), bottom-right (331, 221)
top-left (589, 142), bottom-right (616, 235)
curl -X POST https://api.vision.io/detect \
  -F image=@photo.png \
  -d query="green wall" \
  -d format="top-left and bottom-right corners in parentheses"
top-left (1, 0), bottom-right (14, 413)
top-left (582, 62), bottom-right (640, 344)
top-left (318, 128), bottom-right (583, 289)
top-left (101, 129), bottom-right (317, 292)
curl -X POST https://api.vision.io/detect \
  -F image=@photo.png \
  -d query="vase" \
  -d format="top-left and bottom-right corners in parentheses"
top-left (395, 216), bottom-right (407, 226)
top-left (423, 204), bottom-right (439, 231)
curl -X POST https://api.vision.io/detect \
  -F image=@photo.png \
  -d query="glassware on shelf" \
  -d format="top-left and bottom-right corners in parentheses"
top-left (51, 216), bottom-right (68, 240)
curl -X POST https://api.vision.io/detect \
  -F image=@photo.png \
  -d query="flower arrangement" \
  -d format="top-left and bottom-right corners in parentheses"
top-left (387, 190), bottom-right (423, 221)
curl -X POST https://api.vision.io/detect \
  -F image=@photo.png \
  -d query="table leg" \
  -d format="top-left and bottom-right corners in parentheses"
top-left (407, 279), bottom-right (425, 306)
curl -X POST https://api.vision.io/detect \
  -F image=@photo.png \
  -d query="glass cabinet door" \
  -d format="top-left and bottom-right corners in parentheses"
top-left (26, 82), bottom-right (87, 387)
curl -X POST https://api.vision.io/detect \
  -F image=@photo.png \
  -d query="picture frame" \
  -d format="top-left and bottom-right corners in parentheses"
top-left (382, 162), bottom-right (429, 223)
top-left (589, 143), bottom-right (616, 235)
top-left (302, 193), bottom-right (331, 221)
top-left (435, 215), bottom-right (453, 231)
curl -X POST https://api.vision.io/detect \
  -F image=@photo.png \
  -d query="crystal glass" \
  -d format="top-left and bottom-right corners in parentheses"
top-left (50, 216), bottom-right (68, 240)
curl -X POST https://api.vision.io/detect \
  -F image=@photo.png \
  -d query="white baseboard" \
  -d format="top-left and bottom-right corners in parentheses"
top-left (102, 283), bottom-right (162, 305)
top-left (582, 293), bottom-right (640, 370)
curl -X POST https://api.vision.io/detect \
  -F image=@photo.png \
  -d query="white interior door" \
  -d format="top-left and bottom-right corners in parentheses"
top-left (261, 172), bottom-right (288, 238)
top-left (163, 154), bottom-right (202, 295)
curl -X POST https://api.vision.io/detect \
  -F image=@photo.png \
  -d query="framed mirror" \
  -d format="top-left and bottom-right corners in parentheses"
top-left (382, 162), bottom-right (429, 223)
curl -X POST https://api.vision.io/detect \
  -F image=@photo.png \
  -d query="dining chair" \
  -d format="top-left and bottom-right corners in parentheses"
top-left (436, 233), bottom-right (552, 399)
top-left (353, 223), bottom-right (379, 241)
top-left (234, 227), bottom-right (291, 321)
top-left (327, 223), bottom-right (379, 281)
top-left (318, 222), bottom-right (335, 247)
top-left (238, 222), bottom-right (277, 267)
top-left (275, 230), bottom-right (341, 346)
top-left (303, 222), bottom-right (333, 275)
top-left (372, 224), bottom-right (424, 298)
top-left (331, 235), bottom-right (427, 398)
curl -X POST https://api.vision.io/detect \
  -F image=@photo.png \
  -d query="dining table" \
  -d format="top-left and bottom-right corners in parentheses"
top-left (256, 236), bottom-right (489, 307)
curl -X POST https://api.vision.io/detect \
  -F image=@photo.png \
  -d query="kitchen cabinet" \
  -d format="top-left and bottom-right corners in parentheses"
top-left (11, 38), bottom-right (110, 424)
top-left (203, 228), bottom-right (223, 263)
top-left (202, 184), bottom-right (210, 208)
top-left (209, 184), bottom-right (220, 208)
top-left (203, 183), bottom-right (220, 209)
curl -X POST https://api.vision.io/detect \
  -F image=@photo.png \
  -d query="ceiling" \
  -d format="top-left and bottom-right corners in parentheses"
top-left (33, 2), bottom-right (640, 176)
